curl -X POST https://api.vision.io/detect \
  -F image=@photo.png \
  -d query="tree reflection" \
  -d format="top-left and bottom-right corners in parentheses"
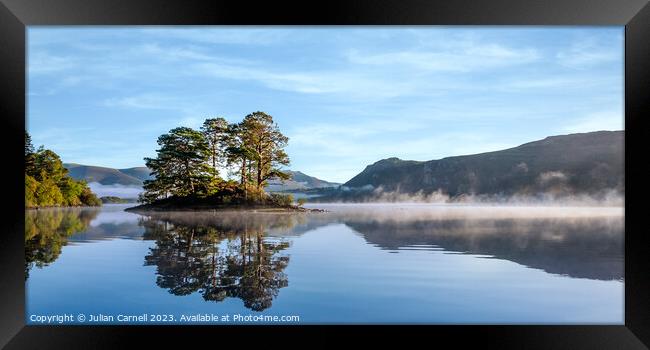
top-left (25, 208), bottom-right (99, 278)
top-left (141, 214), bottom-right (292, 311)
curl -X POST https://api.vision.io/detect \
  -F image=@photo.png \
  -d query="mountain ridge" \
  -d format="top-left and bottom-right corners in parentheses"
top-left (64, 163), bottom-right (153, 186)
top-left (341, 130), bottom-right (623, 198)
top-left (64, 163), bottom-right (339, 191)
top-left (266, 170), bottom-right (341, 191)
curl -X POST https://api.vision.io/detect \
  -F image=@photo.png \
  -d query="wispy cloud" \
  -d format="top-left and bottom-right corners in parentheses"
top-left (28, 51), bottom-right (76, 75)
top-left (138, 27), bottom-right (293, 46)
top-left (556, 38), bottom-right (621, 69)
top-left (27, 27), bottom-right (624, 180)
top-left (346, 42), bottom-right (540, 72)
top-left (562, 111), bottom-right (624, 133)
top-left (289, 119), bottom-right (515, 160)
top-left (194, 62), bottom-right (416, 98)
top-left (103, 93), bottom-right (183, 110)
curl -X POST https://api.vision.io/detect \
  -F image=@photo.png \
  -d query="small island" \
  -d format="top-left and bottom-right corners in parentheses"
top-left (100, 196), bottom-right (133, 204)
top-left (125, 112), bottom-right (319, 213)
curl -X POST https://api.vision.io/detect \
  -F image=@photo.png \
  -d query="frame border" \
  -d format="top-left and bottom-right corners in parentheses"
top-left (1, 0), bottom-right (648, 348)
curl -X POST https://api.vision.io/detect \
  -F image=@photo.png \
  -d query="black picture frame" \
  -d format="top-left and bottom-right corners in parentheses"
top-left (1, 0), bottom-right (648, 348)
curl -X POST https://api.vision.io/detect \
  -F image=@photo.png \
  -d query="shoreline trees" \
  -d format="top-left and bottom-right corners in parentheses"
top-left (140, 111), bottom-right (291, 206)
top-left (25, 131), bottom-right (101, 208)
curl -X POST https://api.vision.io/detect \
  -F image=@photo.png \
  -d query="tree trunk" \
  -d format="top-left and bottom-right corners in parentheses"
top-left (240, 158), bottom-right (246, 185)
top-left (241, 158), bottom-right (247, 199)
top-left (257, 159), bottom-right (263, 192)
top-left (212, 145), bottom-right (217, 178)
top-left (185, 160), bottom-right (194, 194)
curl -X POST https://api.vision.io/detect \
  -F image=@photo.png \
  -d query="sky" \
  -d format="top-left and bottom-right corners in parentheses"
top-left (27, 26), bottom-right (624, 183)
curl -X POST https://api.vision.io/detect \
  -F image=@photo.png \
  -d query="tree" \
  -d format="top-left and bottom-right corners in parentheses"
top-left (35, 174), bottom-right (64, 206)
top-left (224, 122), bottom-right (255, 194)
top-left (141, 156), bottom-right (175, 202)
top-left (79, 186), bottom-right (102, 206)
top-left (143, 127), bottom-right (212, 202)
top-left (58, 176), bottom-right (84, 206)
top-left (24, 132), bottom-right (101, 208)
top-left (25, 131), bottom-right (36, 175)
top-left (25, 175), bottom-right (38, 208)
top-left (200, 117), bottom-right (229, 179)
top-left (32, 149), bottom-right (68, 182)
top-left (140, 112), bottom-right (292, 205)
top-left (240, 112), bottom-right (290, 193)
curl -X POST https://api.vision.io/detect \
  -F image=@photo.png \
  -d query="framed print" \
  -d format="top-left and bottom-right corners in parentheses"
top-left (1, 0), bottom-right (649, 348)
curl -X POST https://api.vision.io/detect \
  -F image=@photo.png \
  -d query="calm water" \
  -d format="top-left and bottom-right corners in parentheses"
top-left (25, 203), bottom-right (624, 324)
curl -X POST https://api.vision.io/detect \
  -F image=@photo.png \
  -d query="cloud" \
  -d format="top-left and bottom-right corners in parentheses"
top-left (194, 62), bottom-right (416, 98)
top-left (131, 43), bottom-right (214, 61)
top-left (103, 94), bottom-right (179, 110)
top-left (102, 93), bottom-right (210, 125)
top-left (538, 171), bottom-right (568, 184)
top-left (498, 74), bottom-right (622, 95)
top-left (28, 52), bottom-right (76, 75)
top-left (562, 111), bottom-right (624, 133)
top-left (27, 27), bottom-right (624, 182)
top-left (138, 28), bottom-right (292, 46)
top-left (346, 42), bottom-right (540, 72)
top-left (556, 38), bottom-right (622, 69)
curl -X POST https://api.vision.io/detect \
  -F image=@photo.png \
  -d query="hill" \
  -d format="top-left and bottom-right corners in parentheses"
top-left (63, 163), bottom-right (336, 192)
top-left (336, 130), bottom-right (623, 200)
top-left (266, 170), bottom-right (341, 191)
top-left (117, 167), bottom-right (153, 182)
top-left (64, 163), bottom-right (152, 186)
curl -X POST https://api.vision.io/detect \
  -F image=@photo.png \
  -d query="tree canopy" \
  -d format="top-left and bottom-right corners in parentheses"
top-left (143, 127), bottom-right (213, 201)
top-left (25, 132), bottom-right (101, 208)
top-left (201, 117), bottom-right (229, 178)
top-left (140, 112), bottom-right (292, 206)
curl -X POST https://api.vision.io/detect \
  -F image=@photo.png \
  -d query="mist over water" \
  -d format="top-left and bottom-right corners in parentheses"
top-left (87, 182), bottom-right (143, 198)
top-left (324, 186), bottom-right (624, 207)
top-left (26, 201), bottom-right (624, 324)
top-left (304, 202), bottom-right (624, 219)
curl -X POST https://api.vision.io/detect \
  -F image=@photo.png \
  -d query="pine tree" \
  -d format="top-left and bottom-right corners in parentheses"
top-left (200, 117), bottom-right (229, 179)
top-left (143, 127), bottom-right (212, 202)
top-left (240, 112), bottom-right (290, 193)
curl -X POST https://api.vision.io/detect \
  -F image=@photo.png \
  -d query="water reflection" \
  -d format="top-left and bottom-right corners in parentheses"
top-left (345, 217), bottom-right (623, 280)
top-left (25, 205), bottom-right (624, 318)
top-left (25, 207), bottom-right (100, 278)
top-left (140, 213), bottom-right (294, 311)
top-left (136, 207), bottom-right (623, 312)
top-left (309, 205), bottom-right (624, 281)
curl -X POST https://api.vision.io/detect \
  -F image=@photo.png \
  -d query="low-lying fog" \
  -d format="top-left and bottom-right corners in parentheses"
top-left (303, 202), bottom-right (623, 220)
top-left (316, 187), bottom-right (624, 207)
top-left (88, 182), bottom-right (143, 198)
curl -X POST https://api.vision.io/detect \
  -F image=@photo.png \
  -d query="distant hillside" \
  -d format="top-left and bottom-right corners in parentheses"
top-left (336, 131), bottom-right (623, 200)
top-left (64, 163), bottom-right (152, 186)
top-left (63, 163), bottom-right (336, 192)
top-left (267, 171), bottom-right (341, 191)
top-left (117, 167), bottom-right (153, 182)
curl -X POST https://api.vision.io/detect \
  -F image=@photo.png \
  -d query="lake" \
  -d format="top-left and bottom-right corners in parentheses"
top-left (25, 203), bottom-right (624, 324)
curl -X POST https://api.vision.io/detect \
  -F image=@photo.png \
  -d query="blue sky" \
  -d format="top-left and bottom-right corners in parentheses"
top-left (27, 27), bottom-right (623, 183)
